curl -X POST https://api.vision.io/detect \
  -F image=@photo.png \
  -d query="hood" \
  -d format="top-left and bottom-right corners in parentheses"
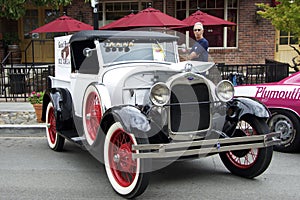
top-left (101, 62), bottom-right (180, 105)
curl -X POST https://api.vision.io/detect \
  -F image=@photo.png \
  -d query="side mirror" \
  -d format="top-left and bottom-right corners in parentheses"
top-left (83, 48), bottom-right (93, 57)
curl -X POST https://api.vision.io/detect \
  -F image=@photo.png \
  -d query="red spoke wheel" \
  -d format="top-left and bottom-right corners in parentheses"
top-left (104, 122), bottom-right (150, 198)
top-left (83, 85), bottom-right (103, 146)
top-left (46, 102), bottom-right (65, 151)
top-left (220, 115), bottom-right (273, 178)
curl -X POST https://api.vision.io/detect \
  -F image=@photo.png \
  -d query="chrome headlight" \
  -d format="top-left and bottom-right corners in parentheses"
top-left (216, 80), bottom-right (234, 102)
top-left (150, 82), bottom-right (170, 106)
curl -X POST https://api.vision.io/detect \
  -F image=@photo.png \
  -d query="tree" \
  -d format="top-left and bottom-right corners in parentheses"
top-left (256, 0), bottom-right (300, 38)
top-left (257, 0), bottom-right (300, 71)
top-left (0, 0), bottom-right (72, 20)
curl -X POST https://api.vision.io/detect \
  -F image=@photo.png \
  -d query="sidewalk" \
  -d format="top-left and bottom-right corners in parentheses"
top-left (0, 102), bottom-right (46, 136)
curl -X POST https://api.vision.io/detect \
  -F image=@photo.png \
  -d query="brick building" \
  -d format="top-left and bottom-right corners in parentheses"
top-left (0, 0), bottom-right (291, 65)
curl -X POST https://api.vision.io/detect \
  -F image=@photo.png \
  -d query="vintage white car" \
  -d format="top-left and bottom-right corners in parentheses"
top-left (41, 30), bottom-right (279, 198)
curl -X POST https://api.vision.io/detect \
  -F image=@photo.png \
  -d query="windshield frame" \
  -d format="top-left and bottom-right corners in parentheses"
top-left (99, 40), bottom-right (179, 66)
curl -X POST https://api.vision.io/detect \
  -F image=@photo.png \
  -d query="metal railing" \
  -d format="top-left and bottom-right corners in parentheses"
top-left (0, 64), bottom-right (54, 102)
top-left (217, 60), bottom-right (290, 85)
top-left (0, 39), bottom-right (56, 102)
top-left (0, 46), bottom-right (290, 102)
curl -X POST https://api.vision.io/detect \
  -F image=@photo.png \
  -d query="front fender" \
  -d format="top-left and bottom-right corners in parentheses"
top-left (227, 97), bottom-right (270, 120)
top-left (100, 105), bottom-right (151, 134)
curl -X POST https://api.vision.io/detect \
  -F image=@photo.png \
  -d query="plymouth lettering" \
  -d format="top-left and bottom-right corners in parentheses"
top-left (255, 86), bottom-right (300, 100)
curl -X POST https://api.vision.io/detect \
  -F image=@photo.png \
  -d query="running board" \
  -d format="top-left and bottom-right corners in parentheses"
top-left (70, 136), bottom-right (86, 145)
top-left (132, 132), bottom-right (281, 159)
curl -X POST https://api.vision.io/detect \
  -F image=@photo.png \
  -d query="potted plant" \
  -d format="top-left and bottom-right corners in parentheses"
top-left (28, 91), bottom-right (44, 123)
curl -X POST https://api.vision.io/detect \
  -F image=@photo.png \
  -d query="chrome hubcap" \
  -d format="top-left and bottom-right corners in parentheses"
top-left (113, 154), bottom-right (120, 163)
top-left (275, 120), bottom-right (292, 140)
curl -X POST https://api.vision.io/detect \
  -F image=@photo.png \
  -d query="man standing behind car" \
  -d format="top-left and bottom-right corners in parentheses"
top-left (188, 22), bottom-right (209, 62)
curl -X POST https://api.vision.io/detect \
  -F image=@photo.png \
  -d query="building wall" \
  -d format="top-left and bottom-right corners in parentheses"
top-left (65, 0), bottom-right (275, 64)
top-left (65, 1), bottom-right (93, 25)
top-left (0, 0), bottom-right (276, 65)
top-left (210, 0), bottom-right (275, 64)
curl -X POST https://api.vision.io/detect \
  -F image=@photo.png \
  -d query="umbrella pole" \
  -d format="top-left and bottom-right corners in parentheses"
top-left (93, 7), bottom-right (99, 30)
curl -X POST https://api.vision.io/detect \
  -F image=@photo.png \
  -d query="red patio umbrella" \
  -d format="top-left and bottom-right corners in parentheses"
top-left (30, 15), bottom-right (93, 33)
top-left (182, 10), bottom-right (236, 27)
top-left (100, 7), bottom-right (188, 30)
top-left (100, 13), bottom-right (135, 30)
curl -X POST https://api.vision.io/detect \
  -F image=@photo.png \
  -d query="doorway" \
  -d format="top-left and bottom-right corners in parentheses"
top-left (19, 7), bottom-right (63, 63)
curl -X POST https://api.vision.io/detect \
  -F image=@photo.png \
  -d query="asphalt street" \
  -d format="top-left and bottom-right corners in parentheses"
top-left (0, 135), bottom-right (299, 200)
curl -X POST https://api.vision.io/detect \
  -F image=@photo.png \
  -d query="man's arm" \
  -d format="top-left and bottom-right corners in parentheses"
top-left (188, 51), bottom-right (198, 60)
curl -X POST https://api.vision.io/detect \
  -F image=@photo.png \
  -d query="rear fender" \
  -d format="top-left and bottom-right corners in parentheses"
top-left (42, 88), bottom-right (73, 129)
top-left (86, 83), bottom-right (112, 113)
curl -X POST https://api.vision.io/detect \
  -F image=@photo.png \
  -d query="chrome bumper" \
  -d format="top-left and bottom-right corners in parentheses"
top-left (132, 132), bottom-right (281, 159)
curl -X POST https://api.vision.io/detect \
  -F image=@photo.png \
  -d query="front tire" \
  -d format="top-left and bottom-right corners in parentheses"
top-left (46, 102), bottom-right (65, 151)
top-left (220, 115), bottom-right (273, 178)
top-left (104, 122), bottom-right (151, 198)
top-left (268, 109), bottom-right (300, 152)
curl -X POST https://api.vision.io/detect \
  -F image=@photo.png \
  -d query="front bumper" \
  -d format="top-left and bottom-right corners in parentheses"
top-left (132, 132), bottom-right (281, 159)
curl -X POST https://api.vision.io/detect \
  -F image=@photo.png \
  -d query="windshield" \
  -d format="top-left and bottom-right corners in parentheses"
top-left (100, 41), bottom-right (178, 65)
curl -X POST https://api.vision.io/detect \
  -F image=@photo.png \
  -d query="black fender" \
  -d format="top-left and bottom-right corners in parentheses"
top-left (42, 88), bottom-right (74, 130)
top-left (226, 96), bottom-right (270, 120)
top-left (100, 105), bottom-right (151, 135)
top-left (223, 97), bottom-right (270, 135)
top-left (89, 105), bottom-right (150, 164)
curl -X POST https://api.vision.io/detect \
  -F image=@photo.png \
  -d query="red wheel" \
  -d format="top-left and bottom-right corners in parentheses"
top-left (83, 85), bottom-right (103, 145)
top-left (220, 115), bottom-right (273, 178)
top-left (225, 128), bottom-right (259, 169)
top-left (109, 128), bottom-right (137, 187)
top-left (46, 102), bottom-right (64, 151)
top-left (104, 122), bottom-right (150, 198)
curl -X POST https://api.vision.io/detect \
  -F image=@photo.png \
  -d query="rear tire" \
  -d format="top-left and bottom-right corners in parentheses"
top-left (46, 102), bottom-right (65, 151)
top-left (104, 122), bottom-right (151, 198)
top-left (83, 85), bottom-right (103, 146)
top-left (220, 115), bottom-right (273, 178)
top-left (268, 109), bottom-right (300, 153)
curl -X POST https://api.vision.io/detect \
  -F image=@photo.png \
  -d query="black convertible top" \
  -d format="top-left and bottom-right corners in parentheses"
top-left (69, 30), bottom-right (178, 43)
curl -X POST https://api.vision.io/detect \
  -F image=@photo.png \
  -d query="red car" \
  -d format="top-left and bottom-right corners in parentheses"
top-left (235, 71), bottom-right (300, 152)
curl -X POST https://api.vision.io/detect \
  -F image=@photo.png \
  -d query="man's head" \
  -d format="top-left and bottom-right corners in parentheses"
top-left (193, 22), bottom-right (204, 40)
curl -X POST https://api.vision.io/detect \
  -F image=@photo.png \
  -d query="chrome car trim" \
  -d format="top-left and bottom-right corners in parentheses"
top-left (132, 132), bottom-right (281, 159)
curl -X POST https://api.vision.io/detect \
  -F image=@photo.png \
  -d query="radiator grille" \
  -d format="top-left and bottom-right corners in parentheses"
top-left (170, 83), bottom-right (210, 132)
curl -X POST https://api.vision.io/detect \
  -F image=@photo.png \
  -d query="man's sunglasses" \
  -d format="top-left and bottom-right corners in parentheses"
top-left (193, 29), bottom-right (202, 32)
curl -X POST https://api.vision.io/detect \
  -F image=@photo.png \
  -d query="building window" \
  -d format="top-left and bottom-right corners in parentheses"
top-left (99, 1), bottom-right (152, 27)
top-left (44, 9), bottom-right (61, 39)
top-left (23, 10), bottom-right (38, 39)
top-left (279, 31), bottom-right (298, 45)
top-left (227, 0), bottom-right (238, 47)
top-left (176, 0), bottom-right (187, 20)
top-left (176, 0), bottom-right (238, 48)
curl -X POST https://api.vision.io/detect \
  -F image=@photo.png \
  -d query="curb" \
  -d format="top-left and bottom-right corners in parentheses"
top-left (0, 124), bottom-right (46, 137)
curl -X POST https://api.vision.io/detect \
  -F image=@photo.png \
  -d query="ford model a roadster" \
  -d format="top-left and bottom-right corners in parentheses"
top-left (42, 30), bottom-right (279, 198)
